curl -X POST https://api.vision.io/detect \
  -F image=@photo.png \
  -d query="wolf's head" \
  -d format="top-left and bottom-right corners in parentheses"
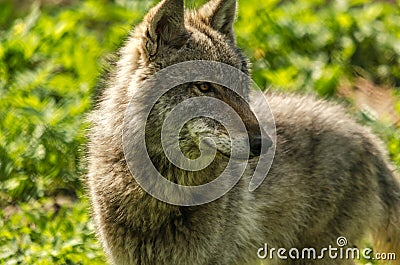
top-left (136, 0), bottom-right (247, 75)
top-left (116, 0), bottom-right (271, 167)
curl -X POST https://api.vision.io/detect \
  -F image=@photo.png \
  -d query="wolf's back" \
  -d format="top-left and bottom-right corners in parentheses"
top-left (265, 91), bottom-right (400, 264)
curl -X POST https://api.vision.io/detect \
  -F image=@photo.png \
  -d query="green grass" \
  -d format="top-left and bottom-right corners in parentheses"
top-left (0, 197), bottom-right (105, 265)
top-left (0, 0), bottom-right (399, 264)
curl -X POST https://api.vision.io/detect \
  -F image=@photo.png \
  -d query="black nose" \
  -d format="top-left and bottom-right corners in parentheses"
top-left (249, 135), bottom-right (272, 156)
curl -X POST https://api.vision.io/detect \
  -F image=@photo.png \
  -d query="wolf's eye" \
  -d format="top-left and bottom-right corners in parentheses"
top-left (194, 82), bottom-right (213, 93)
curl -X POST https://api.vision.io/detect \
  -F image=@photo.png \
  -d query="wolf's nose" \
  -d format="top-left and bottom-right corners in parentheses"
top-left (250, 135), bottom-right (272, 156)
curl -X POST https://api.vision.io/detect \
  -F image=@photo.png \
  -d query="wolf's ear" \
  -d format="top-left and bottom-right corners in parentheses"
top-left (144, 0), bottom-right (189, 58)
top-left (198, 0), bottom-right (237, 43)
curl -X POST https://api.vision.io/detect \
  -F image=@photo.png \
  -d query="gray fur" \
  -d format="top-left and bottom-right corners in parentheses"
top-left (87, 0), bottom-right (400, 264)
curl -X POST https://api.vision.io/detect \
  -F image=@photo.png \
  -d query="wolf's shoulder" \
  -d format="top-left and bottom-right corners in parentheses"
top-left (266, 91), bottom-right (355, 130)
top-left (264, 91), bottom-right (384, 157)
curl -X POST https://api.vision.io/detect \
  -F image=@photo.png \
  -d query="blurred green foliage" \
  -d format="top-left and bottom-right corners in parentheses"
top-left (237, 0), bottom-right (400, 95)
top-left (0, 0), bottom-right (140, 202)
top-left (0, 198), bottom-right (105, 265)
top-left (0, 0), bottom-right (399, 264)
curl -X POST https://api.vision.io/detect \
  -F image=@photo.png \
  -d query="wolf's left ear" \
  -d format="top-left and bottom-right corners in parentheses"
top-left (144, 0), bottom-right (189, 58)
top-left (198, 0), bottom-right (237, 43)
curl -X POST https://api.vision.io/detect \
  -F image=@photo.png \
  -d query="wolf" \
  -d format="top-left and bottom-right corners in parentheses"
top-left (86, 0), bottom-right (400, 264)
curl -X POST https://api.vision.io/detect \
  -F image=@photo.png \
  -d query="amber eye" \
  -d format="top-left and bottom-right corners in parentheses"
top-left (195, 82), bottom-right (213, 93)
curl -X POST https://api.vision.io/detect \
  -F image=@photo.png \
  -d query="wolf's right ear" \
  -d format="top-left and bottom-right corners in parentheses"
top-left (143, 0), bottom-right (189, 58)
top-left (198, 0), bottom-right (237, 43)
